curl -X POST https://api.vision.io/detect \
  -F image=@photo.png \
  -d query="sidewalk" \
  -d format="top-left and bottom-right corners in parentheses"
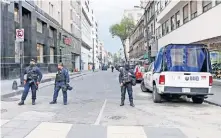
top-left (0, 70), bottom-right (96, 98)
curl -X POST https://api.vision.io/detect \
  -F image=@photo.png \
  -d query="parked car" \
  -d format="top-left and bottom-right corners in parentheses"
top-left (141, 44), bottom-right (213, 104)
top-left (102, 65), bottom-right (108, 71)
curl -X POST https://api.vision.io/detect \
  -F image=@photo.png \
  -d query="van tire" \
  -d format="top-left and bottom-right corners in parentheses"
top-left (152, 85), bottom-right (162, 103)
top-left (192, 97), bottom-right (204, 104)
top-left (141, 81), bottom-right (148, 92)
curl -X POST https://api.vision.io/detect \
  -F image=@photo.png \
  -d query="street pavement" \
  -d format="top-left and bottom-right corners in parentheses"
top-left (1, 70), bottom-right (221, 138)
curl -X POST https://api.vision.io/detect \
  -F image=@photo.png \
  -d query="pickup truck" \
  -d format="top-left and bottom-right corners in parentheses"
top-left (141, 44), bottom-right (213, 104)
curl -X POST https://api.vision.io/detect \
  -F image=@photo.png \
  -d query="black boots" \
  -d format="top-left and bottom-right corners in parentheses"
top-left (18, 100), bottom-right (24, 105)
top-left (120, 101), bottom-right (124, 106)
top-left (130, 99), bottom-right (135, 107)
top-left (49, 100), bottom-right (57, 104)
top-left (32, 100), bottom-right (36, 105)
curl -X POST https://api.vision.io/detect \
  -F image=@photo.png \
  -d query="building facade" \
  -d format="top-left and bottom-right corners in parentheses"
top-left (129, 15), bottom-right (145, 60)
top-left (80, 0), bottom-right (92, 71)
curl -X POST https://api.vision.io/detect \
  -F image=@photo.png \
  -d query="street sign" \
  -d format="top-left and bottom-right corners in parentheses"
top-left (16, 29), bottom-right (24, 42)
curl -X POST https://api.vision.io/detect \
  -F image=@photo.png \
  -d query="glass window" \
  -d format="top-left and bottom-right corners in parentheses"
top-left (183, 4), bottom-right (189, 24)
top-left (157, 2), bottom-right (160, 13)
top-left (50, 47), bottom-right (54, 63)
top-left (187, 48), bottom-right (200, 67)
top-left (171, 48), bottom-right (184, 66)
top-left (216, 1), bottom-right (221, 5)
top-left (162, 22), bottom-right (166, 36)
top-left (171, 15), bottom-right (175, 31)
top-left (165, 20), bottom-right (169, 34)
top-left (202, 1), bottom-right (212, 12)
top-left (190, 1), bottom-right (197, 19)
top-left (37, 44), bottom-right (43, 63)
top-left (71, 23), bottom-right (73, 33)
top-left (49, 28), bottom-right (53, 38)
top-left (70, 9), bottom-right (73, 20)
top-left (14, 7), bottom-right (19, 23)
top-left (37, 20), bottom-right (42, 33)
top-left (175, 11), bottom-right (180, 28)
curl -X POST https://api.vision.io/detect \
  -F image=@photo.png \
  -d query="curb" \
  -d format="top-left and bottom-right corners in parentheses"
top-left (1, 72), bottom-right (92, 99)
top-left (204, 99), bottom-right (221, 107)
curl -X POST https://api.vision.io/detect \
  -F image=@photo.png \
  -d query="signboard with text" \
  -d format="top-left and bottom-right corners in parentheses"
top-left (16, 29), bottom-right (24, 42)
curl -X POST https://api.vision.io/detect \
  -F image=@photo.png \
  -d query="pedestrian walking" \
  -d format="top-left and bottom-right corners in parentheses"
top-left (18, 59), bottom-right (42, 105)
top-left (111, 65), bottom-right (114, 72)
top-left (50, 63), bottom-right (71, 105)
top-left (119, 64), bottom-right (136, 107)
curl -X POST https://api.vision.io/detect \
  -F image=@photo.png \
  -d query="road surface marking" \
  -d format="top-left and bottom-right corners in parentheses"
top-left (107, 126), bottom-right (147, 138)
top-left (0, 119), bottom-right (10, 126)
top-left (24, 122), bottom-right (72, 138)
top-left (94, 99), bottom-right (107, 125)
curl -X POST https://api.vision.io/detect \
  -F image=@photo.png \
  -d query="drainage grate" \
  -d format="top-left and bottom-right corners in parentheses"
top-left (1, 98), bottom-right (20, 102)
top-left (105, 116), bottom-right (126, 120)
top-left (1, 109), bottom-right (7, 113)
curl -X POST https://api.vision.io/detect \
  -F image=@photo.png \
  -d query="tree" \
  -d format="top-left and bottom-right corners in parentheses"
top-left (109, 17), bottom-right (135, 62)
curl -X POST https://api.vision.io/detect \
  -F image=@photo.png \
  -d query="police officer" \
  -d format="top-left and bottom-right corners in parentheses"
top-left (50, 63), bottom-right (70, 105)
top-left (18, 59), bottom-right (42, 105)
top-left (119, 64), bottom-right (135, 107)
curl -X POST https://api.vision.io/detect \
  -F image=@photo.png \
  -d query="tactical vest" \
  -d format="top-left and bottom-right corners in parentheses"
top-left (55, 70), bottom-right (65, 82)
top-left (26, 66), bottom-right (38, 80)
top-left (122, 69), bottom-right (132, 83)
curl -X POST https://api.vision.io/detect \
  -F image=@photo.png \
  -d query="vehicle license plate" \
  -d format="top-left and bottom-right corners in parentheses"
top-left (182, 88), bottom-right (190, 93)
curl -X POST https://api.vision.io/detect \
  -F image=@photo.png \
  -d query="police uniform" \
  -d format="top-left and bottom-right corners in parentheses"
top-left (119, 64), bottom-right (135, 107)
top-left (50, 67), bottom-right (70, 105)
top-left (18, 60), bottom-right (42, 105)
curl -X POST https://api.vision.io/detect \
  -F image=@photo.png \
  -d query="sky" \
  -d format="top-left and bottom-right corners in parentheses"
top-left (91, 0), bottom-right (140, 53)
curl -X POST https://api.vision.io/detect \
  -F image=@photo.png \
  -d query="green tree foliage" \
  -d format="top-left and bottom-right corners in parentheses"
top-left (109, 17), bottom-right (135, 61)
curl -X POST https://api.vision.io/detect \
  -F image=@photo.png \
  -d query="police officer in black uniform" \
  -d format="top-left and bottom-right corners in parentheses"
top-left (18, 59), bottom-right (42, 105)
top-left (119, 64), bottom-right (135, 107)
top-left (50, 63), bottom-right (70, 105)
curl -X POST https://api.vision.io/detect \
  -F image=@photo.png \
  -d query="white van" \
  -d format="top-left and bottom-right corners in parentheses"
top-left (141, 44), bottom-right (213, 104)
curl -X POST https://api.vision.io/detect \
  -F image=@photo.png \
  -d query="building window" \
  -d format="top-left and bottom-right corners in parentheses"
top-left (50, 47), bottom-right (54, 63)
top-left (157, 2), bottom-right (160, 13)
top-left (58, 11), bottom-right (60, 23)
top-left (49, 28), bottom-right (53, 38)
top-left (190, 1), bottom-right (197, 19)
top-left (175, 11), bottom-right (180, 28)
top-left (183, 4), bottom-right (189, 24)
top-left (70, 9), bottom-right (73, 20)
top-left (165, 0), bottom-right (169, 5)
top-left (37, 44), bottom-right (43, 63)
top-left (162, 22), bottom-right (166, 36)
top-left (14, 7), bottom-right (19, 23)
top-left (216, 0), bottom-right (221, 5)
top-left (71, 23), bottom-right (73, 33)
top-left (165, 20), bottom-right (169, 34)
top-left (37, 20), bottom-right (42, 33)
top-left (202, 1), bottom-right (212, 12)
top-left (171, 15), bottom-right (175, 31)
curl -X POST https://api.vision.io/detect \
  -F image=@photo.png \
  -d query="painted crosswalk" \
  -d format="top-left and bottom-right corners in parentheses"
top-left (2, 120), bottom-right (221, 138)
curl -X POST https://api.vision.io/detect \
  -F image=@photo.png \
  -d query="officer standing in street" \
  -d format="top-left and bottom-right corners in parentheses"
top-left (18, 59), bottom-right (42, 105)
top-left (119, 63), bottom-right (135, 107)
top-left (50, 63), bottom-right (70, 105)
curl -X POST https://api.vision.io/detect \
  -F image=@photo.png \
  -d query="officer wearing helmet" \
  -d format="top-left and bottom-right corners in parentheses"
top-left (119, 63), bottom-right (135, 107)
top-left (18, 59), bottom-right (42, 105)
top-left (50, 63), bottom-right (71, 105)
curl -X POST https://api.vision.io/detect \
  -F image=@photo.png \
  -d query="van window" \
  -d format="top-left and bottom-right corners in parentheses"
top-left (187, 48), bottom-right (201, 67)
top-left (171, 48), bottom-right (184, 66)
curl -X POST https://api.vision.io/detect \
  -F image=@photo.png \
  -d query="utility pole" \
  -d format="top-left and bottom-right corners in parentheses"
top-left (19, 1), bottom-right (24, 85)
top-left (92, 38), bottom-right (95, 72)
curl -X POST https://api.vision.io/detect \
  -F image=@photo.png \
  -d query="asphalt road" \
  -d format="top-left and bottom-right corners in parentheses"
top-left (1, 70), bottom-right (221, 138)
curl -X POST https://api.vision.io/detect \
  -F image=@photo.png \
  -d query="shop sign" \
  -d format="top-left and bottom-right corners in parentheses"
top-left (63, 37), bottom-right (72, 46)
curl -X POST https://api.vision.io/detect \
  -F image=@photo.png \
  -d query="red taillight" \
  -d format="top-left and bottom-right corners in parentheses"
top-left (159, 75), bottom-right (165, 85)
top-left (209, 76), bottom-right (213, 86)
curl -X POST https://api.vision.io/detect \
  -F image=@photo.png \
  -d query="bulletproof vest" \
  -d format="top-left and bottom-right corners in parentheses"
top-left (55, 70), bottom-right (65, 82)
top-left (27, 66), bottom-right (38, 80)
top-left (122, 69), bottom-right (132, 83)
